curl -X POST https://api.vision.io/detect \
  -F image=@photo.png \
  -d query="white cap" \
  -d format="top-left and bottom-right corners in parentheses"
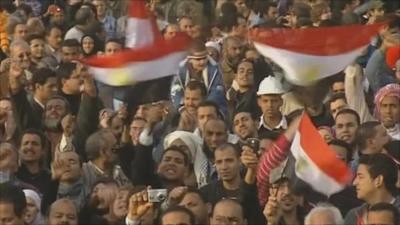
top-left (205, 41), bottom-right (221, 53)
top-left (257, 76), bottom-right (286, 95)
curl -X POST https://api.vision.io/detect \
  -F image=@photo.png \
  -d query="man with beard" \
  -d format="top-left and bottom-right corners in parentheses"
top-left (263, 162), bottom-right (307, 225)
top-left (221, 36), bottom-right (243, 90)
top-left (16, 129), bottom-right (51, 195)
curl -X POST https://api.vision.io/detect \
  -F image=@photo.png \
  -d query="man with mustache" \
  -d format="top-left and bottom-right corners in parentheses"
top-left (46, 198), bottom-right (79, 225)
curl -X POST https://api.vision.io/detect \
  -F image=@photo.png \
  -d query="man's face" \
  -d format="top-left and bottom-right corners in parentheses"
top-left (276, 180), bottom-right (300, 212)
top-left (331, 81), bottom-right (345, 94)
top-left (233, 17), bottom-right (247, 38)
top-left (233, 112), bottom-right (256, 140)
top-left (58, 152), bottom-right (81, 183)
top-left (379, 96), bottom-right (400, 128)
top-left (61, 46), bottom-right (80, 63)
top-left (235, 61), bottom-right (254, 89)
top-left (197, 106), bottom-right (218, 133)
top-left (11, 45), bottom-right (31, 70)
top-left (329, 98), bottom-right (347, 118)
top-left (353, 164), bottom-right (376, 201)
top-left (105, 42), bottom-right (122, 55)
top-left (235, 0), bottom-right (248, 16)
top-left (48, 200), bottom-right (78, 225)
top-left (179, 18), bottom-right (194, 36)
top-left (189, 52), bottom-right (208, 73)
top-left (257, 95), bottom-right (283, 117)
top-left (51, 11), bottom-right (65, 25)
top-left (179, 193), bottom-right (208, 225)
top-left (36, 77), bottom-right (58, 101)
top-left (47, 28), bottom-right (63, 50)
top-left (204, 120), bottom-right (227, 151)
top-left (164, 25), bottom-right (178, 40)
top-left (44, 99), bottom-right (67, 131)
top-left (19, 133), bottom-right (43, 163)
top-left (62, 69), bottom-right (83, 95)
top-left (129, 119), bottom-right (146, 145)
top-left (215, 148), bottom-right (241, 182)
top-left (335, 113), bottom-right (358, 144)
top-left (266, 6), bottom-right (278, 21)
top-left (162, 211), bottom-right (192, 225)
top-left (210, 201), bottom-right (246, 225)
top-left (14, 24), bottom-right (28, 40)
top-left (90, 182), bottom-right (118, 214)
top-left (367, 210), bottom-right (395, 225)
top-left (30, 39), bottom-right (45, 59)
top-left (93, 0), bottom-right (107, 17)
top-left (369, 124), bottom-right (390, 153)
top-left (225, 39), bottom-right (242, 66)
top-left (0, 202), bottom-right (24, 225)
top-left (158, 150), bottom-right (187, 182)
top-left (183, 89), bottom-right (203, 114)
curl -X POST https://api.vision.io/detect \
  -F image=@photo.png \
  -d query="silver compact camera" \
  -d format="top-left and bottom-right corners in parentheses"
top-left (147, 189), bottom-right (168, 203)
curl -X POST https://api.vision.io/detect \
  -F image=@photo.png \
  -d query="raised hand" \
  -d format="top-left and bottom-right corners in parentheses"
top-left (127, 190), bottom-right (154, 221)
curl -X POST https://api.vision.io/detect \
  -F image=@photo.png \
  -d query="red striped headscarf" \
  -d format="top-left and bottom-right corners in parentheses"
top-left (374, 83), bottom-right (400, 119)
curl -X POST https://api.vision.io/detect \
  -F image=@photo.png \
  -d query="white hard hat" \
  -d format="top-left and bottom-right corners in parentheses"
top-left (257, 76), bottom-right (286, 95)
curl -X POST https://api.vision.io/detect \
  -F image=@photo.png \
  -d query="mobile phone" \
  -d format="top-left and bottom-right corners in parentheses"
top-left (246, 138), bottom-right (260, 155)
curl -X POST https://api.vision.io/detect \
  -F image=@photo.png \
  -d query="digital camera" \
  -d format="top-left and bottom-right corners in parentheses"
top-left (147, 189), bottom-right (168, 203)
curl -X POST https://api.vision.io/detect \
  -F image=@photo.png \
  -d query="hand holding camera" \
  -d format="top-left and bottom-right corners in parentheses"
top-left (127, 190), bottom-right (154, 221)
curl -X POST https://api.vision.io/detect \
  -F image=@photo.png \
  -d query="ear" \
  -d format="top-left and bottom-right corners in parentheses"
top-left (374, 174), bottom-right (384, 188)
top-left (35, 83), bottom-right (41, 91)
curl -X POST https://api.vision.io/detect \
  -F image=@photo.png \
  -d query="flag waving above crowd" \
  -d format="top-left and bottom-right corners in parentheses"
top-left (250, 23), bottom-right (384, 85)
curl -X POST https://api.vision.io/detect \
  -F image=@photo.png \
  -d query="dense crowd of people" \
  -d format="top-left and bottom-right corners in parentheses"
top-left (0, 0), bottom-right (399, 225)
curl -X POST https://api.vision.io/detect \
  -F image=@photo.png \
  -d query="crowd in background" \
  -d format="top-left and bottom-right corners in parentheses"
top-left (0, 0), bottom-right (400, 225)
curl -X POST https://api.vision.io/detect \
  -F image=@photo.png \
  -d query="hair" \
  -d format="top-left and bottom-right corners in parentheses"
top-left (304, 202), bottom-right (343, 225)
top-left (105, 38), bottom-right (123, 46)
top-left (45, 95), bottom-right (70, 114)
top-left (222, 35), bottom-right (241, 53)
top-left (197, 100), bottom-right (221, 117)
top-left (189, 39), bottom-right (207, 55)
top-left (61, 39), bottom-right (80, 48)
top-left (26, 33), bottom-right (44, 44)
top-left (212, 198), bottom-right (244, 218)
top-left (131, 116), bottom-right (147, 124)
top-left (10, 39), bottom-right (29, 54)
top-left (358, 154), bottom-right (398, 195)
top-left (328, 139), bottom-right (353, 162)
top-left (203, 118), bottom-right (227, 133)
top-left (46, 198), bottom-right (77, 217)
top-left (335, 108), bottom-right (361, 125)
top-left (45, 24), bottom-right (63, 37)
top-left (214, 143), bottom-right (240, 158)
top-left (161, 146), bottom-right (190, 166)
top-left (160, 205), bottom-right (196, 225)
top-left (85, 129), bottom-right (114, 160)
top-left (369, 202), bottom-right (400, 225)
top-left (180, 187), bottom-right (207, 204)
top-left (354, 121), bottom-right (382, 150)
top-left (20, 128), bottom-right (46, 148)
top-left (0, 182), bottom-right (26, 218)
top-left (75, 7), bottom-right (94, 25)
top-left (329, 93), bottom-right (347, 106)
top-left (32, 68), bottom-right (56, 87)
top-left (56, 62), bottom-right (77, 80)
top-left (185, 81), bottom-right (207, 97)
top-left (234, 59), bottom-right (254, 73)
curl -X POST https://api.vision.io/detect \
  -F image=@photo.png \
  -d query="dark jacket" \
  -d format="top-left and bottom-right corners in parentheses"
top-left (16, 164), bottom-right (52, 195)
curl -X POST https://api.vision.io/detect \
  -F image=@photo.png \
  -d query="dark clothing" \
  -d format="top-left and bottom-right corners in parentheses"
top-left (11, 90), bottom-right (43, 130)
top-left (16, 164), bottom-right (52, 195)
top-left (199, 180), bottom-right (241, 206)
top-left (229, 89), bottom-right (261, 120)
top-left (60, 92), bottom-right (81, 115)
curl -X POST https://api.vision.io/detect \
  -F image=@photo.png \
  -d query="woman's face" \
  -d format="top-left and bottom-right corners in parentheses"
top-left (30, 39), bottom-right (45, 59)
top-left (24, 197), bottom-right (39, 225)
top-left (82, 36), bottom-right (95, 54)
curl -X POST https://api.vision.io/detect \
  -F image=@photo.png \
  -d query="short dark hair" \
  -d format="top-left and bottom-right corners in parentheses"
top-left (26, 33), bottom-right (44, 44)
top-left (20, 128), bottom-right (46, 148)
top-left (234, 59), bottom-right (254, 73)
top-left (56, 62), bottom-right (77, 80)
top-left (161, 146), bottom-right (190, 166)
top-left (180, 187), bottom-right (207, 204)
top-left (0, 182), bottom-right (26, 218)
top-left (185, 81), bottom-right (207, 97)
top-left (329, 93), bottom-right (347, 106)
top-left (105, 38), bottom-right (123, 46)
top-left (358, 154), bottom-right (398, 195)
top-left (197, 100), bottom-right (221, 117)
top-left (369, 202), bottom-right (399, 225)
top-left (354, 121), bottom-right (382, 150)
top-left (61, 39), bottom-right (80, 48)
top-left (45, 25), bottom-right (63, 37)
top-left (335, 108), bottom-right (361, 125)
top-left (328, 139), bottom-right (353, 162)
top-left (214, 143), bottom-right (240, 158)
top-left (32, 68), bottom-right (56, 86)
top-left (160, 205), bottom-right (196, 225)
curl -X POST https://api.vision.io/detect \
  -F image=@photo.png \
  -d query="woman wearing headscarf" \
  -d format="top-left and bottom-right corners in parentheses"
top-left (374, 83), bottom-right (400, 140)
top-left (23, 189), bottom-right (44, 225)
top-left (164, 130), bottom-right (208, 187)
top-left (80, 33), bottom-right (102, 57)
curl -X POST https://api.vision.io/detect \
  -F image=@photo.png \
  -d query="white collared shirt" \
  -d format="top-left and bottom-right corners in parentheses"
top-left (258, 114), bottom-right (288, 130)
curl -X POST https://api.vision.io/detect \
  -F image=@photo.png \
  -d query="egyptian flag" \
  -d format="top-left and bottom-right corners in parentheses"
top-left (82, 0), bottom-right (190, 87)
top-left (290, 113), bottom-right (352, 196)
top-left (250, 23), bottom-right (384, 86)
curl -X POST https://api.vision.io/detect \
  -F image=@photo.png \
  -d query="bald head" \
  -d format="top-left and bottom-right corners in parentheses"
top-left (211, 199), bottom-right (246, 225)
top-left (47, 199), bottom-right (78, 225)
